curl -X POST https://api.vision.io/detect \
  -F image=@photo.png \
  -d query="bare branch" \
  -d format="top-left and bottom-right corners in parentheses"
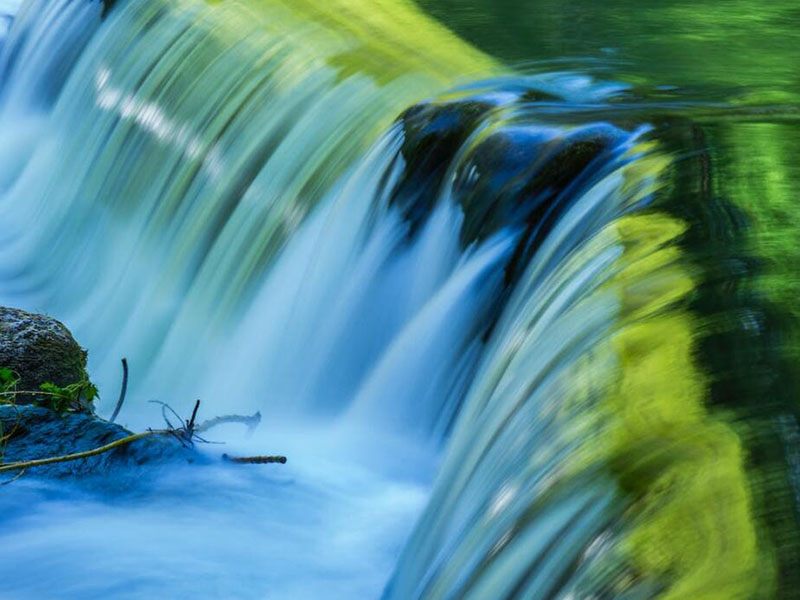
top-left (0, 467), bottom-right (26, 486)
top-left (222, 453), bottom-right (286, 464)
top-left (109, 358), bottom-right (128, 423)
top-left (187, 399), bottom-right (200, 431)
top-left (196, 411), bottom-right (261, 435)
top-left (149, 400), bottom-right (182, 430)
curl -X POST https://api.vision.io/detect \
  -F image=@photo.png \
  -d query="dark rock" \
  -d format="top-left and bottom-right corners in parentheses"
top-left (455, 125), bottom-right (561, 244)
top-left (389, 92), bottom-right (633, 343)
top-left (518, 88), bottom-right (563, 103)
top-left (0, 405), bottom-right (202, 478)
top-left (528, 123), bottom-right (624, 200)
top-left (392, 97), bottom-right (503, 232)
top-left (102, 0), bottom-right (117, 17)
top-left (390, 87), bottom-right (569, 237)
top-left (393, 95), bottom-right (627, 286)
top-left (454, 122), bottom-right (627, 283)
top-left (0, 306), bottom-right (88, 403)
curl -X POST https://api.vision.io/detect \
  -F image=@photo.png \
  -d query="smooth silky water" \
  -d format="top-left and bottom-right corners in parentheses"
top-left (1, 1), bottom-right (799, 599)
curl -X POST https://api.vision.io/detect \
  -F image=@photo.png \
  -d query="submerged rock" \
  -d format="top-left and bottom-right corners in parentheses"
top-left (455, 122), bottom-right (626, 283)
top-left (392, 97), bottom-right (501, 232)
top-left (392, 89), bottom-right (567, 236)
top-left (395, 93), bottom-right (627, 285)
top-left (0, 306), bottom-right (89, 403)
top-left (0, 405), bottom-right (201, 478)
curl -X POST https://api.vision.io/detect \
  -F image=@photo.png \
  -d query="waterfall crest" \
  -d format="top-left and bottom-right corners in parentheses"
top-left (0, 0), bottom-right (496, 423)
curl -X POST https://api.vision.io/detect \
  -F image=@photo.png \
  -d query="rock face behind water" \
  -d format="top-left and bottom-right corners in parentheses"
top-left (0, 306), bottom-right (88, 401)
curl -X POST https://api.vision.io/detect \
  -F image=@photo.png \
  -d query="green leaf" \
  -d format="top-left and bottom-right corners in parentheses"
top-left (38, 377), bottom-right (97, 414)
top-left (0, 367), bottom-right (18, 389)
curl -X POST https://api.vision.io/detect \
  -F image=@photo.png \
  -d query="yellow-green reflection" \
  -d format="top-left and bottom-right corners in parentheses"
top-left (207, 0), bottom-right (497, 84)
top-left (607, 211), bottom-right (768, 599)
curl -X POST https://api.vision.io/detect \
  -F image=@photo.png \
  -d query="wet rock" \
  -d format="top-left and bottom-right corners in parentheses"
top-left (0, 405), bottom-right (202, 478)
top-left (393, 94), bottom-right (627, 285)
top-left (392, 98), bottom-right (501, 232)
top-left (454, 122), bottom-right (626, 283)
top-left (0, 307), bottom-right (203, 479)
top-left (529, 123), bottom-right (624, 199)
top-left (455, 125), bottom-right (561, 244)
top-left (0, 306), bottom-right (89, 403)
top-left (102, 0), bottom-right (117, 17)
top-left (518, 88), bottom-right (563, 104)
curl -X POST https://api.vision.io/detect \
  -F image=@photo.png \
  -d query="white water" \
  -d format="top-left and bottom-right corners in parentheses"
top-left (0, 1), bottom-right (515, 597)
top-left (0, 426), bottom-right (430, 599)
top-left (0, 1), bottom-right (666, 598)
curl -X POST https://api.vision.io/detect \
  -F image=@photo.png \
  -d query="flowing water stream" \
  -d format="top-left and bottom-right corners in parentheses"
top-left (0, 1), bottom-right (799, 599)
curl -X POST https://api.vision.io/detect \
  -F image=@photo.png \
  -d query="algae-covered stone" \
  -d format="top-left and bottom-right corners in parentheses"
top-left (0, 307), bottom-right (202, 479)
top-left (0, 306), bottom-right (89, 401)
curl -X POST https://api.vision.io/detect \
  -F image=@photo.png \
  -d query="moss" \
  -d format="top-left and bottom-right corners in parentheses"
top-left (0, 307), bottom-right (92, 411)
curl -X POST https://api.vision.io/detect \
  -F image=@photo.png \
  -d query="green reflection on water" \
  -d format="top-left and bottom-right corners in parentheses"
top-left (416, 0), bottom-right (800, 103)
top-left (411, 3), bottom-right (800, 595)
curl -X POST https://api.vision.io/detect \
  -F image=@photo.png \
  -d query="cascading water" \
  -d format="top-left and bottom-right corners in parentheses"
top-left (0, 0), bottom-right (486, 414)
top-left (1, 1), bottom-right (799, 599)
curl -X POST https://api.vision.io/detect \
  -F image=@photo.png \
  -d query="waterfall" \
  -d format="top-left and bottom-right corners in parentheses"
top-left (0, 0), bottom-right (496, 429)
top-left (0, 1), bottom-right (795, 599)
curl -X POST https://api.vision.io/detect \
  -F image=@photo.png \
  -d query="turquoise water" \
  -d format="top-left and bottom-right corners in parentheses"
top-left (1, 1), bottom-right (798, 598)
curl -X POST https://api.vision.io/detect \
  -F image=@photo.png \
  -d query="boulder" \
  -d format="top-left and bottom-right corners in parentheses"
top-left (0, 405), bottom-right (202, 478)
top-left (0, 306), bottom-right (89, 403)
top-left (392, 89), bottom-right (566, 234)
top-left (454, 122), bottom-right (626, 283)
top-left (394, 93), bottom-right (628, 286)
top-left (392, 97), bottom-right (501, 232)
top-left (0, 306), bottom-right (204, 479)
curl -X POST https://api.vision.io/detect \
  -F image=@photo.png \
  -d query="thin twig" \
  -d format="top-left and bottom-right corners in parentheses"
top-left (109, 358), bottom-right (128, 424)
top-left (149, 400), bottom-right (182, 430)
top-left (0, 403), bottom-right (22, 463)
top-left (222, 454), bottom-right (287, 464)
top-left (149, 399), bottom-right (204, 448)
top-left (196, 412), bottom-right (262, 434)
top-left (0, 467), bottom-right (26, 486)
top-left (1, 390), bottom-right (79, 399)
top-left (0, 403), bottom-right (21, 443)
top-left (187, 399), bottom-right (200, 431)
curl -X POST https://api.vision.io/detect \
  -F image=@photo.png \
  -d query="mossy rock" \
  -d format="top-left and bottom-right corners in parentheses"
top-left (0, 307), bottom-right (89, 404)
